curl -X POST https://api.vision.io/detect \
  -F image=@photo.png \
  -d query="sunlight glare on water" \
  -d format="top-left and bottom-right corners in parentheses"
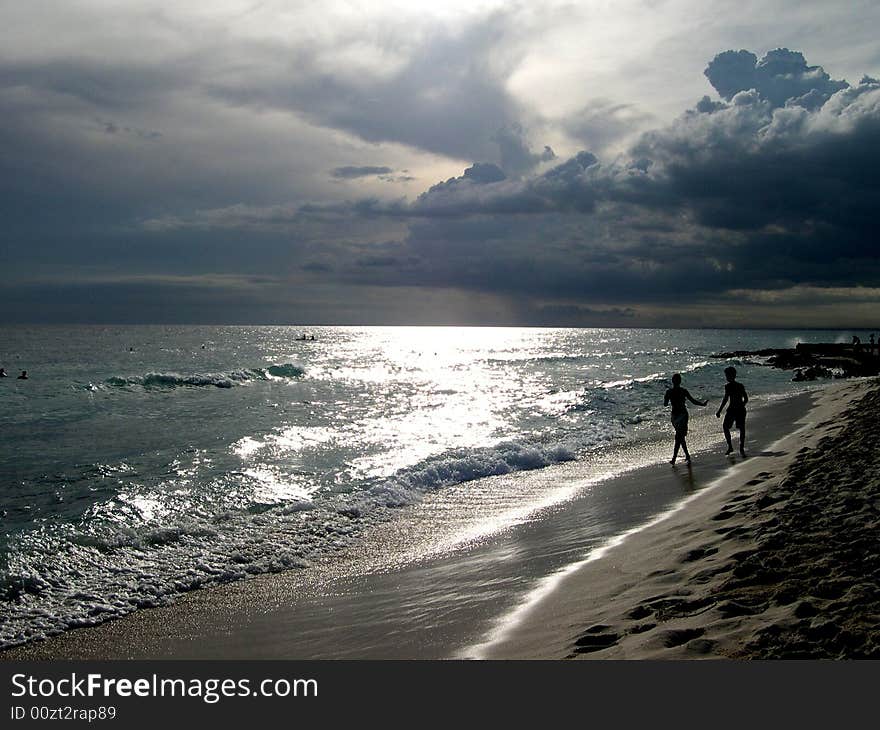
top-left (0, 324), bottom-right (835, 647)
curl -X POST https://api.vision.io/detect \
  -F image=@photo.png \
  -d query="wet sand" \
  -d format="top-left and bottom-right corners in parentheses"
top-left (1, 385), bottom-right (840, 660)
top-left (482, 378), bottom-right (878, 659)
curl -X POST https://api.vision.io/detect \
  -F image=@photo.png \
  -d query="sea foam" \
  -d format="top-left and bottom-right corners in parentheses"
top-left (105, 363), bottom-right (305, 389)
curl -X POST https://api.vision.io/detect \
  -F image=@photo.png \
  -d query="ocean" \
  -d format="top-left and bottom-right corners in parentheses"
top-left (0, 325), bottom-right (850, 649)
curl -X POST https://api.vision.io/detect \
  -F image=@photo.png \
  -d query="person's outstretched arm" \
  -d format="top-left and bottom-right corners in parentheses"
top-left (716, 393), bottom-right (728, 417)
top-left (664, 390), bottom-right (670, 406)
top-left (685, 390), bottom-right (707, 407)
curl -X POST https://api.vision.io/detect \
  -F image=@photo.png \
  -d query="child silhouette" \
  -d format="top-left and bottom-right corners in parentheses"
top-left (717, 366), bottom-right (748, 456)
top-left (664, 373), bottom-right (707, 465)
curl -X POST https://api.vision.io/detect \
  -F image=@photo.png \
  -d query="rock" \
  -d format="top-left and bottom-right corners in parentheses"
top-left (712, 342), bottom-right (879, 379)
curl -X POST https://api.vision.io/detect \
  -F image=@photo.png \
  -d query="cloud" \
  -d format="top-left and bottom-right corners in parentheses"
top-left (726, 285), bottom-right (880, 305)
top-left (97, 118), bottom-right (162, 140)
top-left (331, 165), bottom-right (394, 179)
top-left (526, 303), bottom-right (637, 326)
top-left (492, 125), bottom-right (555, 176)
top-left (202, 8), bottom-right (538, 164)
top-left (3, 10), bottom-right (880, 328)
top-left (626, 72), bottom-right (880, 253)
top-left (380, 173), bottom-right (416, 183)
top-left (452, 162), bottom-right (508, 185)
top-left (306, 49), bottom-right (880, 320)
top-left (704, 48), bottom-right (849, 109)
top-left (404, 152), bottom-right (599, 217)
top-left (562, 99), bottom-right (655, 153)
top-left (141, 51), bottom-right (880, 317)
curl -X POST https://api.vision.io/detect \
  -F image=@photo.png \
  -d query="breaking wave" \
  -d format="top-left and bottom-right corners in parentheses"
top-left (105, 364), bottom-right (305, 389)
top-left (0, 433), bottom-right (601, 648)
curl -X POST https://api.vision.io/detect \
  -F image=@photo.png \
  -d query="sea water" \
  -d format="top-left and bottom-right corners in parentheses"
top-left (0, 325), bottom-right (850, 647)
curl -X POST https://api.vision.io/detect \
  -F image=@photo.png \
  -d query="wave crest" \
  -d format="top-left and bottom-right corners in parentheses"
top-left (105, 363), bottom-right (305, 389)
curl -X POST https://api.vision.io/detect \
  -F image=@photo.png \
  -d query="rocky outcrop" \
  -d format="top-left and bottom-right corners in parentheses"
top-left (712, 343), bottom-right (880, 381)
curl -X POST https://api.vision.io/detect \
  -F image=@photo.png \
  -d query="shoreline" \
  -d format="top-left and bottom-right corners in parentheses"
top-left (481, 377), bottom-right (877, 659)
top-left (0, 383), bottom-right (841, 660)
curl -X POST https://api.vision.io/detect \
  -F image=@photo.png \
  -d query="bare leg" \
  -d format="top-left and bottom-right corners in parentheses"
top-left (723, 425), bottom-right (733, 455)
top-left (671, 433), bottom-right (683, 464)
top-left (739, 425), bottom-right (746, 456)
top-left (681, 438), bottom-right (691, 462)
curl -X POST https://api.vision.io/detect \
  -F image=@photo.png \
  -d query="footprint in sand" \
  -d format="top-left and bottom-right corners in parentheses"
top-left (646, 596), bottom-right (714, 619)
top-left (756, 493), bottom-right (784, 508)
top-left (717, 525), bottom-right (752, 540)
top-left (629, 623), bottom-right (656, 634)
top-left (572, 631), bottom-right (620, 654)
top-left (746, 472), bottom-right (774, 486)
top-left (682, 546), bottom-right (719, 562)
top-left (730, 549), bottom-right (757, 561)
top-left (716, 600), bottom-right (762, 618)
top-left (692, 564), bottom-right (733, 583)
top-left (659, 627), bottom-right (705, 647)
top-left (686, 638), bottom-right (717, 654)
top-left (626, 605), bottom-right (654, 620)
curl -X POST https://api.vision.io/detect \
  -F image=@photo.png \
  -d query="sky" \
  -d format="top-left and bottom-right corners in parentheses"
top-left (1, 0), bottom-right (879, 327)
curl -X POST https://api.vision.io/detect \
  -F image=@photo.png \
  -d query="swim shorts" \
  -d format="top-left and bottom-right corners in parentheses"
top-left (671, 411), bottom-right (689, 436)
top-left (723, 408), bottom-right (746, 431)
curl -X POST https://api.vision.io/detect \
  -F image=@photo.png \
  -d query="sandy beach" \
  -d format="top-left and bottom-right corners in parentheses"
top-left (483, 377), bottom-right (880, 659)
top-left (3, 378), bottom-right (874, 660)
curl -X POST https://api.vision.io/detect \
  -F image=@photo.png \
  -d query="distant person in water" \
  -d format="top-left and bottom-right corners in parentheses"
top-left (717, 366), bottom-right (748, 456)
top-left (17, 370), bottom-right (28, 380)
top-left (664, 373), bottom-right (707, 465)
top-left (0, 368), bottom-right (6, 377)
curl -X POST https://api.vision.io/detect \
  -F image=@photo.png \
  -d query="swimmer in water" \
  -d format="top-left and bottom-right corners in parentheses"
top-left (17, 370), bottom-right (28, 380)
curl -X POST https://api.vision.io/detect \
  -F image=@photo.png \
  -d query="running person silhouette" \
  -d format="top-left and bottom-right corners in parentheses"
top-left (664, 373), bottom-right (707, 465)
top-left (716, 366), bottom-right (748, 456)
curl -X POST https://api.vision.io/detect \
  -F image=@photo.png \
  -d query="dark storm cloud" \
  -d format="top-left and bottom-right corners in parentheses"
top-left (420, 162), bottom-right (506, 196)
top-left (324, 209), bottom-right (711, 306)
top-left (404, 152), bottom-right (599, 217)
top-left (0, 65), bottom-right (306, 234)
top-left (528, 304), bottom-right (637, 327)
top-left (627, 71), bottom-right (880, 259)
top-left (387, 53), bottom-right (878, 242)
top-left (150, 48), bottom-right (880, 316)
top-left (0, 5), bottom-right (550, 253)
top-left (3, 23), bottom-right (880, 326)
top-left (704, 48), bottom-right (849, 109)
top-left (289, 50), bottom-right (880, 315)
